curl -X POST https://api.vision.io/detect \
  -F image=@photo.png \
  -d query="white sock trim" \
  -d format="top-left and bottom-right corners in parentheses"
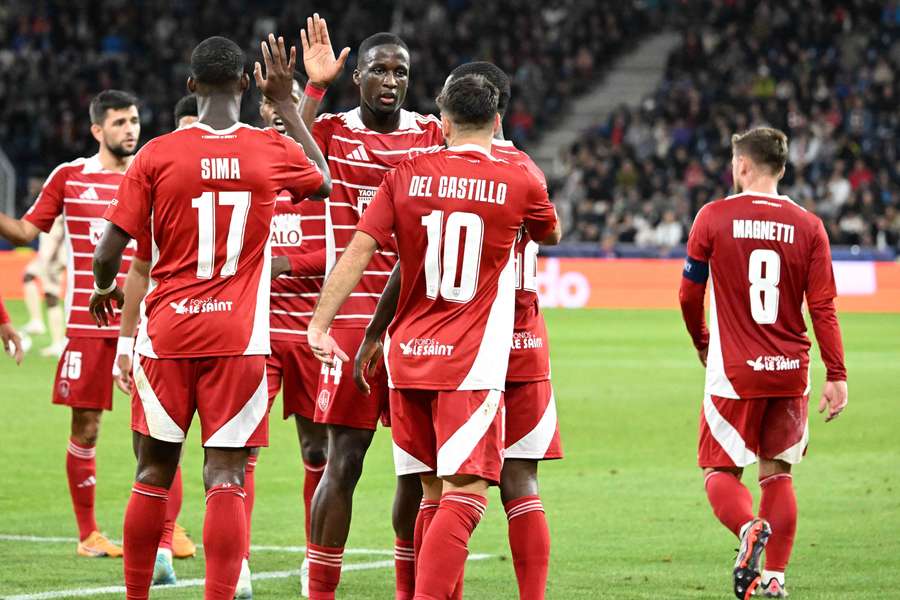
top-left (762, 570), bottom-right (785, 586)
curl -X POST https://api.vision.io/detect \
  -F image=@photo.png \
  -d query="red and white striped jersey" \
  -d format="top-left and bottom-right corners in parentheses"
top-left (269, 194), bottom-right (326, 341)
top-left (24, 155), bottom-right (135, 338)
top-left (313, 108), bottom-right (444, 329)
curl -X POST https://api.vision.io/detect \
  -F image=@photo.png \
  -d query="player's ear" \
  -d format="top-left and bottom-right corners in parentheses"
top-left (90, 123), bottom-right (104, 145)
top-left (352, 69), bottom-right (361, 86)
top-left (187, 77), bottom-right (197, 94)
top-left (240, 73), bottom-right (251, 93)
top-left (492, 113), bottom-right (501, 135)
top-left (440, 114), bottom-right (452, 142)
top-left (776, 165), bottom-right (785, 181)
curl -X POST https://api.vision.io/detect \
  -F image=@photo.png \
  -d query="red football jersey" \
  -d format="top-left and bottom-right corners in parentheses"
top-left (357, 144), bottom-right (558, 391)
top-left (270, 194), bottom-right (326, 341)
top-left (492, 140), bottom-right (551, 383)
top-left (24, 155), bottom-right (136, 337)
top-left (686, 191), bottom-right (839, 399)
top-left (314, 108), bottom-right (444, 328)
top-left (105, 122), bottom-right (324, 359)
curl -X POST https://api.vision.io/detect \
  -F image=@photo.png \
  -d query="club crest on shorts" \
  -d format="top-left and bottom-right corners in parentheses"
top-left (58, 380), bottom-right (70, 398)
top-left (317, 389), bottom-right (331, 412)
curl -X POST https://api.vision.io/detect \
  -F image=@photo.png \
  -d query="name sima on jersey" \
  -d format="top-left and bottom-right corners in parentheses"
top-left (201, 158), bottom-right (241, 180)
top-left (733, 219), bottom-right (795, 244)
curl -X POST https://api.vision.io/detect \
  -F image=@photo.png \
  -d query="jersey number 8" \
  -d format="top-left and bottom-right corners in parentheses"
top-left (748, 249), bottom-right (781, 324)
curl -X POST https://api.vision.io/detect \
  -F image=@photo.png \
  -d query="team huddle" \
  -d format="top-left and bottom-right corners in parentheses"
top-left (0, 12), bottom-right (848, 600)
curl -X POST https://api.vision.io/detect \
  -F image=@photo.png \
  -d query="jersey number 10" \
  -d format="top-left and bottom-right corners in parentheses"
top-left (192, 191), bottom-right (251, 279)
top-left (748, 249), bottom-right (781, 324)
top-left (421, 210), bottom-right (484, 303)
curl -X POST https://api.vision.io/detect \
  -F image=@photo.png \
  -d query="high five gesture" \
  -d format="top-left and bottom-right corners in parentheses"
top-left (301, 13), bottom-right (350, 89)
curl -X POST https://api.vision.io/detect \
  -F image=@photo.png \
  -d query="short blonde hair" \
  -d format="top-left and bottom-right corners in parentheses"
top-left (731, 127), bottom-right (788, 175)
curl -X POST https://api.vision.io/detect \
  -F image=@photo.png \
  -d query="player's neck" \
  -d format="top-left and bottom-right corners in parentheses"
top-left (196, 95), bottom-right (242, 131)
top-left (97, 147), bottom-right (133, 173)
top-left (360, 103), bottom-right (401, 134)
top-left (739, 178), bottom-right (780, 197)
top-left (448, 132), bottom-right (494, 152)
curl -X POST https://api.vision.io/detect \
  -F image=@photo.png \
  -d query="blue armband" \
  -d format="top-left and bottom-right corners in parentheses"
top-left (683, 257), bottom-right (709, 283)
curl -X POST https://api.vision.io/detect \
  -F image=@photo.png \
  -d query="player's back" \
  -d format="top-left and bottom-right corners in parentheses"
top-left (358, 144), bottom-right (556, 391)
top-left (690, 191), bottom-right (832, 398)
top-left (109, 122), bottom-right (323, 358)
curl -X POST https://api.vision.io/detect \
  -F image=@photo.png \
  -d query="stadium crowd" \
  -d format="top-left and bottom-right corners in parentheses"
top-left (0, 0), bottom-right (653, 214)
top-left (557, 1), bottom-right (900, 253)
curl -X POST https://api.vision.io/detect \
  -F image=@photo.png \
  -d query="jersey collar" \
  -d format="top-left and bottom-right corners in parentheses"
top-left (186, 121), bottom-right (249, 135)
top-left (447, 143), bottom-right (497, 159)
top-left (344, 108), bottom-right (418, 132)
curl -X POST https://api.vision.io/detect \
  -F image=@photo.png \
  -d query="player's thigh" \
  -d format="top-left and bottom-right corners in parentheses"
top-left (132, 354), bottom-right (198, 443)
top-left (53, 337), bottom-right (116, 411)
top-left (505, 380), bottom-right (563, 460)
top-left (265, 347), bottom-right (285, 405)
top-left (195, 355), bottom-right (269, 449)
top-left (390, 388), bottom-right (438, 476)
top-left (698, 394), bottom-right (767, 469)
top-left (434, 389), bottom-right (504, 484)
top-left (759, 395), bottom-right (809, 464)
top-left (281, 341), bottom-right (321, 421)
top-left (315, 328), bottom-right (387, 430)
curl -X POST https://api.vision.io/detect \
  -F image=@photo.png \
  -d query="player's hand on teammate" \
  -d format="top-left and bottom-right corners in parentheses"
top-left (255, 34), bottom-right (296, 103)
top-left (698, 345), bottom-right (708, 367)
top-left (308, 326), bottom-right (349, 367)
top-left (819, 380), bottom-right (848, 422)
top-left (300, 13), bottom-right (350, 88)
top-left (1, 322), bottom-right (25, 365)
top-left (354, 336), bottom-right (383, 394)
top-left (89, 287), bottom-right (124, 327)
top-left (271, 256), bottom-right (291, 279)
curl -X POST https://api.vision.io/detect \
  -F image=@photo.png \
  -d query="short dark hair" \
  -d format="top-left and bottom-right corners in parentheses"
top-left (89, 90), bottom-right (138, 125)
top-left (357, 32), bottom-right (408, 66)
top-left (173, 95), bottom-right (198, 127)
top-left (731, 127), bottom-right (788, 175)
top-left (436, 74), bottom-right (499, 131)
top-left (449, 62), bottom-right (511, 117)
top-left (191, 36), bottom-right (245, 87)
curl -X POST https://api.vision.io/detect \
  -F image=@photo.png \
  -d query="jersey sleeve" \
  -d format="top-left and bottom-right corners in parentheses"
top-left (134, 231), bottom-right (152, 262)
top-left (806, 217), bottom-right (846, 381)
top-left (312, 114), bottom-right (334, 156)
top-left (686, 204), bottom-right (713, 261)
top-left (356, 168), bottom-right (397, 248)
top-left (0, 295), bottom-right (9, 325)
top-left (288, 247), bottom-right (327, 276)
top-left (277, 135), bottom-right (325, 200)
top-left (521, 167), bottom-right (557, 242)
top-left (105, 145), bottom-right (152, 240)
top-left (23, 166), bottom-right (67, 232)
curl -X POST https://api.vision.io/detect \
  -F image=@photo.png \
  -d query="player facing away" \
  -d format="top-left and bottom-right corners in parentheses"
top-left (295, 15), bottom-right (444, 598)
top-left (113, 95), bottom-right (201, 588)
top-left (356, 62), bottom-right (564, 600)
top-left (21, 215), bottom-right (67, 356)
top-left (89, 35), bottom-right (330, 599)
top-left (679, 127), bottom-right (848, 599)
top-left (1, 294), bottom-right (25, 364)
top-left (0, 89), bottom-right (142, 558)
top-left (309, 74), bottom-right (561, 600)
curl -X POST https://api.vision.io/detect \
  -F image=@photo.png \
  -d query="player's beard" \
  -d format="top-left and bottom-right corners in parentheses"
top-left (106, 139), bottom-right (136, 158)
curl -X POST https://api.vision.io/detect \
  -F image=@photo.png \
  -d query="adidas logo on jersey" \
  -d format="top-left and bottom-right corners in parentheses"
top-left (746, 355), bottom-right (801, 372)
top-left (399, 338), bottom-right (455, 357)
top-left (79, 186), bottom-right (100, 200)
top-left (345, 146), bottom-right (370, 162)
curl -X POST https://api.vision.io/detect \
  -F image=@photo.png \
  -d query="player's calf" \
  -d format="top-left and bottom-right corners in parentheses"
top-left (203, 447), bottom-right (251, 600)
top-left (501, 459), bottom-right (550, 600)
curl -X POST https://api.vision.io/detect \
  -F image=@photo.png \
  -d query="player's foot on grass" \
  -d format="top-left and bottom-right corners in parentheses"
top-left (152, 550), bottom-right (177, 585)
top-left (299, 556), bottom-right (309, 597)
top-left (235, 558), bottom-right (252, 599)
top-left (758, 577), bottom-right (788, 597)
top-left (171, 523), bottom-right (197, 558)
top-left (76, 531), bottom-right (123, 558)
top-left (23, 320), bottom-right (46, 335)
top-left (40, 341), bottom-right (65, 357)
top-left (733, 519), bottom-right (770, 600)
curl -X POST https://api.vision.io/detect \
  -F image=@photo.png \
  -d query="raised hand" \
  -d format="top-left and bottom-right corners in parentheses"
top-left (300, 13), bottom-right (350, 88)
top-left (254, 33), bottom-right (297, 103)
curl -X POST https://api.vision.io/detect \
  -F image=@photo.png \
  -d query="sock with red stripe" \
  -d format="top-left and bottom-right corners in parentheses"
top-left (158, 466), bottom-right (183, 551)
top-left (243, 455), bottom-right (258, 559)
top-left (204, 484), bottom-right (247, 600)
top-left (303, 461), bottom-right (326, 542)
top-left (414, 492), bottom-right (487, 600)
top-left (504, 495), bottom-right (550, 599)
top-left (759, 473), bottom-right (797, 573)
top-left (66, 438), bottom-right (98, 541)
top-left (307, 543), bottom-right (344, 600)
top-left (394, 537), bottom-right (416, 600)
top-left (123, 482), bottom-right (169, 600)
top-left (705, 471), bottom-right (755, 537)
top-left (413, 499), bottom-right (439, 574)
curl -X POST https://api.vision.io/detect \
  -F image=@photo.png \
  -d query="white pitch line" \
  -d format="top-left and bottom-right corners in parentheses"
top-left (1, 555), bottom-right (494, 600)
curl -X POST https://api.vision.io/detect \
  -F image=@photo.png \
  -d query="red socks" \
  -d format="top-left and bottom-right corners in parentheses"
top-left (159, 466), bottom-right (183, 550)
top-left (394, 538), bottom-right (416, 600)
top-left (66, 438), bottom-right (98, 540)
top-left (123, 482), bottom-right (169, 600)
top-left (307, 543), bottom-right (343, 600)
top-left (505, 495), bottom-right (550, 600)
top-left (414, 499), bottom-right (439, 573)
top-left (414, 492), bottom-right (487, 600)
top-left (705, 471), bottom-right (755, 537)
top-left (204, 484), bottom-right (247, 600)
top-left (759, 473), bottom-right (797, 572)
top-left (244, 455), bottom-right (258, 559)
top-left (303, 461), bottom-right (326, 542)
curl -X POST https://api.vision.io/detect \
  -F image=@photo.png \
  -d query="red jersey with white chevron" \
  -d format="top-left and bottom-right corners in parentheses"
top-left (24, 155), bottom-right (135, 338)
top-left (105, 122), bottom-right (324, 359)
top-left (270, 195), bottom-right (326, 341)
top-left (492, 140), bottom-right (552, 383)
top-left (314, 108), bottom-right (443, 328)
top-left (357, 144), bottom-right (558, 391)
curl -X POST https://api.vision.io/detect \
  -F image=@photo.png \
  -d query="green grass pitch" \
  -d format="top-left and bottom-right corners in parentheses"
top-left (1, 302), bottom-right (898, 599)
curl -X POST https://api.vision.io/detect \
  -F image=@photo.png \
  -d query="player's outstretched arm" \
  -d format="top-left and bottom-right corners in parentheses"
top-left (0, 213), bottom-right (40, 246)
top-left (354, 262), bottom-right (400, 393)
top-left (113, 258), bottom-right (149, 393)
top-left (89, 223), bottom-right (131, 327)
top-left (301, 13), bottom-right (349, 95)
top-left (308, 232), bottom-right (379, 366)
top-left (0, 296), bottom-right (24, 365)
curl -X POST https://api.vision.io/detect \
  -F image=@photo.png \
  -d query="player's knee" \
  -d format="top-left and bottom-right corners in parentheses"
top-left (23, 273), bottom-right (35, 284)
top-left (44, 293), bottom-right (59, 308)
top-left (328, 446), bottom-right (367, 484)
top-left (500, 460), bottom-right (538, 503)
top-left (300, 437), bottom-right (327, 467)
top-left (758, 459), bottom-right (791, 479)
top-left (71, 414), bottom-right (101, 446)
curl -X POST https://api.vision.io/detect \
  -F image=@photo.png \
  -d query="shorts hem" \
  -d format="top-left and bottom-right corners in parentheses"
top-left (202, 440), bottom-right (269, 449)
top-left (54, 400), bottom-right (112, 411)
top-left (504, 451), bottom-right (563, 461)
top-left (146, 431), bottom-right (186, 444)
top-left (395, 465), bottom-right (434, 476)
top-left (436, 469), bottom-right (500, 486)
top-left (314, 417), bottom-right (378, 431)
top-left (283, 409), bottom-right (315, 421)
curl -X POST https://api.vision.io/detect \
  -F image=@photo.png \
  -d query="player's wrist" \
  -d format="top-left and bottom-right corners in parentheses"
top-left (116, 336), bottom-right (135, 356)
top-left (94, 280), bottom-right (117, 295)
top-left (305, 82), bottom-right (327, 101)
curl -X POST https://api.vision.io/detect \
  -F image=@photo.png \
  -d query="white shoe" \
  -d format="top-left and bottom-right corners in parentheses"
top-left (23, 320), bottom-right (46, 335)
top-left (300, 557), bottom-right (310, 597)
top-left (234, 558), bottom-right (252, 599)
top-left (40, 341), bottom-right (65, 357)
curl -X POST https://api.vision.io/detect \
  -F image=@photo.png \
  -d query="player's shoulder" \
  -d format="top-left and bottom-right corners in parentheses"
top-left (45, 156), bottom-right (92, 182)
top-left (402, 110), bottom-right (442, 131)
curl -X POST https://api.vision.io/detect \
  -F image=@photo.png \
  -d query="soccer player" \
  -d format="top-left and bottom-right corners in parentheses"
top-left (21, 216), bottom-right (67, 356)
top-left (679, 127), bottom-right (848, 599)
top-left (89, 35), bottom-right (329, 599)
top-left (356, 62), bottom-right (564, 600)
top-left (174, 94), bottom-right (199, 129)
top-left (0, 89), bottom-right (141, 558)
top-left (296, 15), bottom-right (443, 598)
top-left (1, 294), bottom-right (25, 364)
top-left (308, 73), bottom-right (560, 600)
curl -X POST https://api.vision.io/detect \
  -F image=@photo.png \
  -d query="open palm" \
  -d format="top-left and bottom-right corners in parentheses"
top-left (301, 13), bottom-right (350, 87)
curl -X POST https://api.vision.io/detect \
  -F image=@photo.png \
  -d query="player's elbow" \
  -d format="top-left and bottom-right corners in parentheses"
top-left (539, 223), bottom-right (562, 246)
top-left (311, 172), bottom-right (332, 201)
